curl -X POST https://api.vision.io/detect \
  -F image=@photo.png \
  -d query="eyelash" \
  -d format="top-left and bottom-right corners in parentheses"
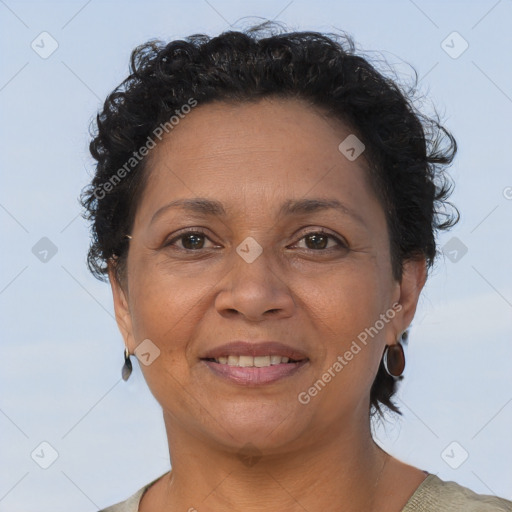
top-left (164, 228), bottom-right (348, 253)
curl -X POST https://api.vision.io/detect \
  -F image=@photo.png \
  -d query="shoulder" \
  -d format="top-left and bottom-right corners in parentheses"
top-left (97, 472), bottom-right (169, 512)
top-left (402, 473), bottom-right (512, 512)
top-left (97, 488), bottom-right (144, 512)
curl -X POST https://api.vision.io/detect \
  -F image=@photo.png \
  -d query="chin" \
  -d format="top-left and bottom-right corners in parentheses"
top-left (204, 404), bottom-right (310, 454)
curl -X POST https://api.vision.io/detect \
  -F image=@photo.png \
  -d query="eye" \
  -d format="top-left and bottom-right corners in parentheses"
top-left (164, 229), bottom-right (219, 251)
top-left (163, 228), bottom-right (347, 253)
top-left (292, 230), bottom-right (348, 251)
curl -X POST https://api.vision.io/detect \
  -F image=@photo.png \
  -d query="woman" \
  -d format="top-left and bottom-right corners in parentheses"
top-left (81, 22), bottom-right (512, 512)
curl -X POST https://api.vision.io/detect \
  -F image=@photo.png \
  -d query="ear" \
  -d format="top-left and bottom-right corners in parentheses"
top-left (108, 261), bottom-right (136, 352)
top-left (393, 257), bottom-right (427, 338)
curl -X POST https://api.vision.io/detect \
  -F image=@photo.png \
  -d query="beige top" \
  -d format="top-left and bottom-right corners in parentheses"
top-left (98, 471), bottom-right (512, 511)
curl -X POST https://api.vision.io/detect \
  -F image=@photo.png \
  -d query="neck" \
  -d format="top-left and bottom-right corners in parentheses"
top-left (150, 413), bottom-right (391, 512)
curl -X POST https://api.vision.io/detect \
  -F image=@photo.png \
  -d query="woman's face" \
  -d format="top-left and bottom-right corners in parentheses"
top-left (110, 98), bottom-right (425, 454)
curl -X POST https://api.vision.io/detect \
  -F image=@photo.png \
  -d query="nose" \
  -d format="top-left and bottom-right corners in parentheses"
top-left (214, 248), bottom-right (296, 322)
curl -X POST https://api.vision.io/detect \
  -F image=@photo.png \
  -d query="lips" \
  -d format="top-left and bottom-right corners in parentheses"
top-left (200, 341), bottom-right (309, 386)
top-left (200, 341), bottom-right (309, 362)
top-left (209, 355), bottom-right (294, 367)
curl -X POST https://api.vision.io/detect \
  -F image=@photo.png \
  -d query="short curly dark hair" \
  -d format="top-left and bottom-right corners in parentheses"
top-left (80, 21), bottom-right (459, 420)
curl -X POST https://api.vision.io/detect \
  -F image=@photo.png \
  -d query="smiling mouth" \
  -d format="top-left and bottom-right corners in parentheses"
top-left (200, 341), bottom-right (310, 385)
top-left (201, 355), bottom-right (306, 367)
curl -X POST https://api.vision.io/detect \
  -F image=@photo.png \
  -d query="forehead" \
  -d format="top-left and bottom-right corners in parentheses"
top-left (135, 97), bottom-right (378, 223)
top-left (148, 97), bottom-right (366, 168)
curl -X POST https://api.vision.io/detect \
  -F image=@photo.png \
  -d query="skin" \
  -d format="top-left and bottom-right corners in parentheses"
top-left (109, 97), bottom-right (428, 512)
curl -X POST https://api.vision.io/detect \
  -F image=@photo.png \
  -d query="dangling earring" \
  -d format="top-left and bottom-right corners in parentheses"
top-left (122, 346), bottom-right (133, 381)
top-left (383, 331), bottom-right (406, 377)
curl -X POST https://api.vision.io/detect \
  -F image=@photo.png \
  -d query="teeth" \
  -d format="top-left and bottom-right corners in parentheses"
top-left (212, 355), bottom-right (295, 367)
top-left (238, 355), bottom-right (253, 367)
top-left (254, 356), bottom-right (270, 367)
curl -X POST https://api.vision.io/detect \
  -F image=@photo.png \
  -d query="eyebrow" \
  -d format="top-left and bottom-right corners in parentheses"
top-left (150, 197), bottom-right (365, 225)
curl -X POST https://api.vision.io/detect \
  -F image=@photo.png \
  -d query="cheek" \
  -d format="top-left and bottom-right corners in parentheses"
top-left (128, 252), bottom-right (209, 333)
top-left (126, 270), bottom-right (200, 408)
top-left (297, 261), bottom-right (388, 385)
top-left (302, 260), bottom-right (386, 333)
top-left (125, 266), bottom-right (201, 379)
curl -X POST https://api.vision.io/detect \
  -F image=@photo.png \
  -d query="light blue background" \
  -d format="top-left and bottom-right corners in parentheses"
top-left (1, 1), bottom-right (511, 510)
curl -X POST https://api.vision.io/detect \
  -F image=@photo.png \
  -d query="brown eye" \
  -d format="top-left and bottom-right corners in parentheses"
top-left (181, 233), bottom-right (206, 250)
top-left (304, 233), bottom-right (329, 250)
top-left (164, 229), bottom-right (218, 251)
top-left (294, 231), bottom-right (347, 251)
